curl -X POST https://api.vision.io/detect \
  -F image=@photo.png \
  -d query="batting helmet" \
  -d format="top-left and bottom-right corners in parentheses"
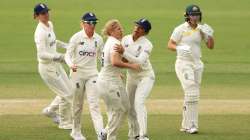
top-left (184, 4), bottom-right (202, 22)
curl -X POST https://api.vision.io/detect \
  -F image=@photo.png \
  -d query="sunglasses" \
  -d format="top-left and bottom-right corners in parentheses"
top-left (40, 11), bottom-right (49, 15)
top-left (83, 20), bottom-right (98, 25)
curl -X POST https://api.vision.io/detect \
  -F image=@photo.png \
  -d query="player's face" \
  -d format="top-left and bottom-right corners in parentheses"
top-left (132, 25), bottom-right (145, 39)
top-left (189, 15), bottom-right (200, 25)
top-left (111, 24), bottom-right (123, 40)
top-left (82, 21), bottom-right (96, 37)
top-left (37, 11), bottom-right (49, 23)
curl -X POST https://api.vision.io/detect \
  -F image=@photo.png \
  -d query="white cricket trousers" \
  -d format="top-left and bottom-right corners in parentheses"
top-left (97, 78), bottom-right (129, 140)
top-left (175, 59), bottom-right (204, 129)
top-left (127, 74), bottom-right (155, 139)
top-left (70, 72), bottom-right (104, 138)
top-left (38, 62), bottom-right (73, 127)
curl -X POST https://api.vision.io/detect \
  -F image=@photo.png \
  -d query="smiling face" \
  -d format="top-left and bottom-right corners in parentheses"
top-left (81, 21), bottom-right (97, 38)
top-left (132, 24), bottom-right (145, 40)
top-left (36, 11), bottom-right (50, 23)
top-left (110, 24), bottom-right (123, 40)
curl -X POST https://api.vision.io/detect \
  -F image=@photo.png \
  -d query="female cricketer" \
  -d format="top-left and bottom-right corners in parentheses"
top-left (168, 4), bottom-right (214, 134)
top-left (115, 18), bottom-right (155, 140)
top-left (65, 12), bottom-right (105, 140)
top-left (33, 3), bottom-right (73, 130)
top-left (97, 19), bottom-right (140, 140)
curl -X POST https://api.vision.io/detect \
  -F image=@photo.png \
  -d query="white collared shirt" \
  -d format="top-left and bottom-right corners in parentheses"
top-left (170, 22), bottom-right (204, 61)
top-left (65, 29), bottom-right (103, 78)
top-left (122, 34), bottom-right (154, 78)
top-left (34, 21), bottom-right (61, 63)
top-left (99, 36), bottom-right (122, 81)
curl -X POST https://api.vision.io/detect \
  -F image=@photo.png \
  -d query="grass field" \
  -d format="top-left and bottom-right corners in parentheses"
top-left (0, 0), bottom-right (250, 140)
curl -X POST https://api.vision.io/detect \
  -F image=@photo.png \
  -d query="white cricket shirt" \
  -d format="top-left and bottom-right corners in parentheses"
top-left (170, 22), bottom-right (204, 61)
top-left (65, 29), bottom-right (103, 78)
top-left (99, 36), bottom-right (123, 81)
top-left (122, 35), bottom-right (154, 78)
top-left (34, 21), bottom-right (62, 64)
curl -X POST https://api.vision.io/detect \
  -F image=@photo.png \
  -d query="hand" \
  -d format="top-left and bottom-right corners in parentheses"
top-left (198, 24), bottom-right (214, 37)
top-left (53, 54), bottom-right (65, 63)
top-left (130, 63), bottom-right (141, 72)
top-left (71, 64), bottom-right (77, 72)
top-left (114, 44), bottom-right (124, 54)
top-left (122, 57), bottom-right (128, 63)
top-left (119, 73), bottom-right (125, 80)
top-left (176, 45), bottom-right (192, 57)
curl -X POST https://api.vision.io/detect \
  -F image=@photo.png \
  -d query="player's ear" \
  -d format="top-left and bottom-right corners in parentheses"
top-left (80, 21), bottom-right (84, 28)
top-left (33, 13), bottom-right (38, 20)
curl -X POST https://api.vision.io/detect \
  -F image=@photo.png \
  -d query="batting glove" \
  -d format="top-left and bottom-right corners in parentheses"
top-left (198, 24), bottom-right (214, 37)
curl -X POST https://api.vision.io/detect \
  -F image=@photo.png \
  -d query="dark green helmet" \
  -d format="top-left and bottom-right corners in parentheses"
top-left (184, 4), bottom-right (202, 21)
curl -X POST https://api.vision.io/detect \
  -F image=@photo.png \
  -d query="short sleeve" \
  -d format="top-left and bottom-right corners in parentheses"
top-left (170, 27), bottom-right (182, 43)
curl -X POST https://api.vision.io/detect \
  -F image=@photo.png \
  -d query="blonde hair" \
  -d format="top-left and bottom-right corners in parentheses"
top-left (102, 19), bottom-right (122, 37)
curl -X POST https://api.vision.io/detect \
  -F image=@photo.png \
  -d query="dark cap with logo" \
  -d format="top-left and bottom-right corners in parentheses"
top-left (34, 3), bottom-right (50, 15)
top-left (135, 18), bottom-right (152, 33)
top-left (82, 12), bottom-right (98, 22)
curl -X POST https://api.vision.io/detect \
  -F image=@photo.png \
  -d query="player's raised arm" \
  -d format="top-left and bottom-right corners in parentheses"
top-left (198, 24), bottom-right (215, 49)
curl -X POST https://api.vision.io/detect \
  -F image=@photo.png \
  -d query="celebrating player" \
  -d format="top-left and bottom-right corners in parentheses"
top-left (115, 18), bottom-right (155, 140)
top-left (65, 12), bottom-right (106, 140)
top-left (97, 19), bottom-right (141, 140)
top-left (33, 3), bottom-right (73, 129)
top-left (167, 4), bottom-right (214, 134)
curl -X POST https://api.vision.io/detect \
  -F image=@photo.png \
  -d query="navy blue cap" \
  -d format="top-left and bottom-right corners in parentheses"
top-left (82, 12), bottom-right (98, 22)
top-left (34, 3), bottom-right (50, 14)
top-left (135, 18), bottom-right (152, 33)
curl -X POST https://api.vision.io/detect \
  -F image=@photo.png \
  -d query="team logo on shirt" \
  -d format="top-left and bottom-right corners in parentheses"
top-left (137, 46), bottom-right (142, 52)
top-left (95, 41), bottom-right (98, 48)
top-left (125, 44), bottom-right (129, 48)
top-left (48, 33), bottom-right (51, 37)
top-left (50, 40), bottom-right (56, 47)
top-left (80, 42), bottom-right (85, 45)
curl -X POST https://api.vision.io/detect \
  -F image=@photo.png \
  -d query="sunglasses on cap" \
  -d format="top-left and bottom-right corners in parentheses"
top-left (83, 20), bottom-right (98, 25)
top-left (40, 11), bottom-right (49, 15)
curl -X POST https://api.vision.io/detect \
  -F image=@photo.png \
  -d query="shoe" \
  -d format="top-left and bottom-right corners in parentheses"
top-left (98, 129), bottom-right (107, 140)
top-left (42, 108), bottom-right (59, 124)
top-left (186, 127), bottom-right (198, 134)
top-left (128, 135), bottom-right (140, 140)
top-left (70, 131), bottom-right (86, 140)
top-left (180, 128), bottom-right (187, 132)
top-left (59, 123), bottom-right (72, 130)
top-left (139, 135), bottom-right (149, 140)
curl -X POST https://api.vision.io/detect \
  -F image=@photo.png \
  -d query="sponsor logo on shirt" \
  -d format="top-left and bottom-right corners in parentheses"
top-left (79, 51), bottom-right (96, 57)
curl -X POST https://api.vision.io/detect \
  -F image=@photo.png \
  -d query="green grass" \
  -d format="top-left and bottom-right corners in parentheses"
top-left (0, 115), bottom-right (250, 140)
top-left (0, 0), bottom-right (250, 97)
top-left (0, 0), bottom-right (250, 100)
top-left (0, 0), bottom-right (250, 139)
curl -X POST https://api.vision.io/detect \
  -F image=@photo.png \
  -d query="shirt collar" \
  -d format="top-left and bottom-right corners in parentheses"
top-left (39, 21), bottom-right (51, 31)
top-left (184, 22), bottom-right (199, 30)
top-left (82, 29), bottom-right (96, 39)
top-left (132, 34), bottom-right (146, 43)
